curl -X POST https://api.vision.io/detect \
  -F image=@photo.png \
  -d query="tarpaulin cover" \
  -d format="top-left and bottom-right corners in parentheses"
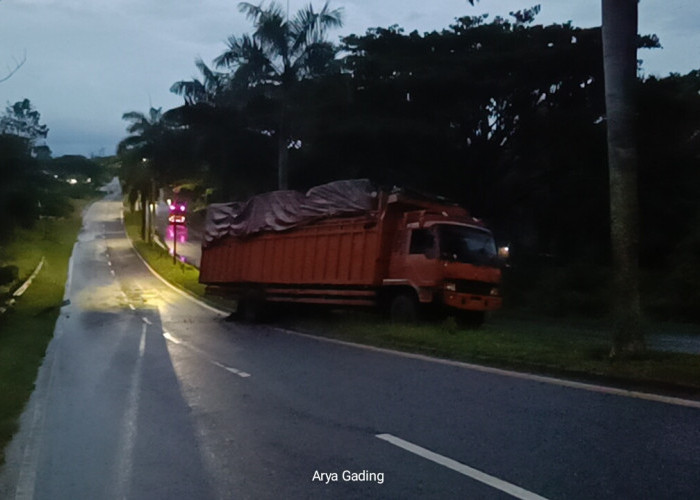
top-left (203, 179), bottom-right (377, 247)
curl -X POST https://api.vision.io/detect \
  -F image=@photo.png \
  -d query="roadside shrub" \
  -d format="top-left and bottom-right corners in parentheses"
top-left (0, 265), bottom-right (18, 286)
top-left (502, 261), bottom-right (611, 317)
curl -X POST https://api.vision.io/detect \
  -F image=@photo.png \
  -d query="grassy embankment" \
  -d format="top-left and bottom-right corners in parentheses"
top-left (282, 312), bottom-right (700, 392)
top-left (124, 209), bottom-right (700, 395)
top-left (0, 204), bottom-right (86, 465)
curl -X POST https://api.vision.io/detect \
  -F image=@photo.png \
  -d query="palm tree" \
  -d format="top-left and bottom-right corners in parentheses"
top-left (118, 107), bottom-right (166, 241)
top-left (466, 0), bottom-right (644, 356)
top-left (170, 59), bottom-right (226, 106)
top-left (601, 0), bottom-right (644, 357)
top-left (214, 1), bottom-right (343, 189)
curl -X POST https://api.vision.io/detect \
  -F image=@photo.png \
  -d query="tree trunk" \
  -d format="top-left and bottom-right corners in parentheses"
top-left (601, 0), bottom-right (645, 357)
top-left (277, 104), bottom-right (289, 190)
top-left (140, 191), bottom-right (147, 241)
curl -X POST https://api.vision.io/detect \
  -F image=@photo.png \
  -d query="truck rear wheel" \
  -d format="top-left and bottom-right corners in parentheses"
top-left (390, 293), bottom-right (419, 323)
top-left (237, 298), bottom-right (265, 323)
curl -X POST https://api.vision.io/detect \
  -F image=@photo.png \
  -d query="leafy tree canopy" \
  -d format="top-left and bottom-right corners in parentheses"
top-left (0, 98), bottom-right (49, 157)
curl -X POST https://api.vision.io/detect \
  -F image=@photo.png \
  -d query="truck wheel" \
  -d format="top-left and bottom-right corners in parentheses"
top-left (455, 310), bottom-right (485, 329)
top-left (390, 293), bottom-right (419, 323)
top-left (237, 298), bottom-right (265, 323)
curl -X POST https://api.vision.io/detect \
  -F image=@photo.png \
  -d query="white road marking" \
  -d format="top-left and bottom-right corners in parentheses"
top-left (162, 331), bottom-right (181, 344)
top-left (376, 434), bottom-right (548, 500)
top-left (109, 269), bottom-right (115, 276)
top-left (113, 325), bottom-right (147, 499)
top-left (162, 332), bottom-right (250, 378)
top-left (13, 326), bottom-right (64, 500)
top-left (64, 249), bottom-right (76, 297)
top-left (128, 304), bottom-right (135, 311)
top-left (211, 360), bottom-right (251, 378)
top-left (274, 327), bottom-right (700, 410)
top-left (108, 260), bottom-right (112, 266)
top-left (141, 317), bottom-right (152, 325)
top-left (138, 327), bottom-right (146, 355)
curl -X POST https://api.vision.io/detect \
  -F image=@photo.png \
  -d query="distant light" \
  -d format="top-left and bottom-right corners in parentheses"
top-left (180, 205), bottom-right (186, 211)
top-left (166, 198), bottom-right (172, 205)
top-left (169, 204), bottom-right (175, 210)
top-left (67, 178), bottom-right (77, 185)
top-left (86, 177), bottom-right (91, 183)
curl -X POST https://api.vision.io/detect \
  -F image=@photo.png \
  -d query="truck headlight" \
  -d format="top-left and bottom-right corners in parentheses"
top-left (444, 281), bottom-right (456, 292)
top-left (490, 287), bottom-right (499, 296)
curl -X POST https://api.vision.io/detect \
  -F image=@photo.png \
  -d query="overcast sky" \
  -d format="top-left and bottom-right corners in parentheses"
top-left (0, 0), bottom-right (697, 157)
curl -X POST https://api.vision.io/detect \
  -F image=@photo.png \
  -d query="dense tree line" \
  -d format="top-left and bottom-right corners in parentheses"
top-left (0, 99), bottom-right (112, 245)
top-left (118, 3), bottom-right (700, 319)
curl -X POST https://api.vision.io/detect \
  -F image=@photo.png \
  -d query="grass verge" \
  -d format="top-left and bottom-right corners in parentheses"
top-left (124, 208), bottom-right (700, 396)
top-left (279, 312), bottom-right (700, 394)
top-left (0, 203), bottom-right (87, 466)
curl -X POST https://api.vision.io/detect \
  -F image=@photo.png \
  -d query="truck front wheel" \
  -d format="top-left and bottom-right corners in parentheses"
top-left (390, 293), bottom-right (419, 323)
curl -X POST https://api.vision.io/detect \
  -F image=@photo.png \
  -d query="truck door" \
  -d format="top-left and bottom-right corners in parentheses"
top-left (401, 227), bottom-right (440, 287)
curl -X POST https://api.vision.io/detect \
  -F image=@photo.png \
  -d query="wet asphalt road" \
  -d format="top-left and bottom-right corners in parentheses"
top-left (2, 185), bottom-right (700, 499)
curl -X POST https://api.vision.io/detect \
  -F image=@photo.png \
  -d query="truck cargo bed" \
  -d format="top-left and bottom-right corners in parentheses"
top-left (200, 215), bottom-right (383, 287)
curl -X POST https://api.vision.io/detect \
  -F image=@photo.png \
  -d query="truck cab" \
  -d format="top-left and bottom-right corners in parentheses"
top-left (385, 207), bottom-right (502, 324)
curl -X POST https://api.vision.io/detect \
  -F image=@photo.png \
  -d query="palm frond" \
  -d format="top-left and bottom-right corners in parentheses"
top-left (291, 41), bottom-right (337, 78)
top-left (290, 1), bottom-right (343, 54)
top-left (121, 111), bottom-right (147, 123)
top-left (170, 79), bottom-right (207, 105)
top-left (216, 34), bottom-right (279, 86)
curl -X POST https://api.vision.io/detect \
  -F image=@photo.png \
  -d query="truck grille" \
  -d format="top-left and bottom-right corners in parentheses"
top-left (454, 280), bottom-right (497, 295)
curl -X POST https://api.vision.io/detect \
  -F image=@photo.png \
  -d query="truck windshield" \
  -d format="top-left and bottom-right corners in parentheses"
top-left (437, 225), bottom-right (497, 266)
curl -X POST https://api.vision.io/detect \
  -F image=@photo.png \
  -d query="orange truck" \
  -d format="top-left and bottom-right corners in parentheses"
top-left (199, 180), bottom-right (502, 325)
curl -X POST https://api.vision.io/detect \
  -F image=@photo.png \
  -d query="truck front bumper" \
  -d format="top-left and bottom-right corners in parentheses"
top-left (442, 291), bottom-right (502, 311)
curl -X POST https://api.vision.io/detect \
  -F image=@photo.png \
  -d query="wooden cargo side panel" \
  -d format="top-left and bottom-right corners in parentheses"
top-left (325, 231), bottom-right (340, 283)
top-left (303, 228), bottom-right (317, 282)
top-left (335, 228), bottom-right (353, 283)
top-left (200, 216), bottom-right (384, 286)
top-left (200, 240), bottom-right (239, 283)
top-left (314, 234), bottom-right (329, 281)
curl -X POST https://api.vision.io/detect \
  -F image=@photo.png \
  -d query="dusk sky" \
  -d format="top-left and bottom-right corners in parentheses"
top-left (0, 0), bottom-right (697, 157)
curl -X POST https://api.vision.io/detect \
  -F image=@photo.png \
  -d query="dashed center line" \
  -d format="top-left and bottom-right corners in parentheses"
top-left (141, 317), bottom-right (152, 325)
top-left (162, 332), bottom-right (181, 344)
top-left (211, 360), bottom-right (251, 378)
top-left (376, 434), bottom-right (548, 500)
top-left (162, 332), bottom-right (250, 378)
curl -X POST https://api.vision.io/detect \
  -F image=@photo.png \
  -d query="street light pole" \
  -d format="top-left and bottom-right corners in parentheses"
top-left (173, 221), bottom-right (177, 264)
top-left (151, 177), bottom-right (157, 243)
